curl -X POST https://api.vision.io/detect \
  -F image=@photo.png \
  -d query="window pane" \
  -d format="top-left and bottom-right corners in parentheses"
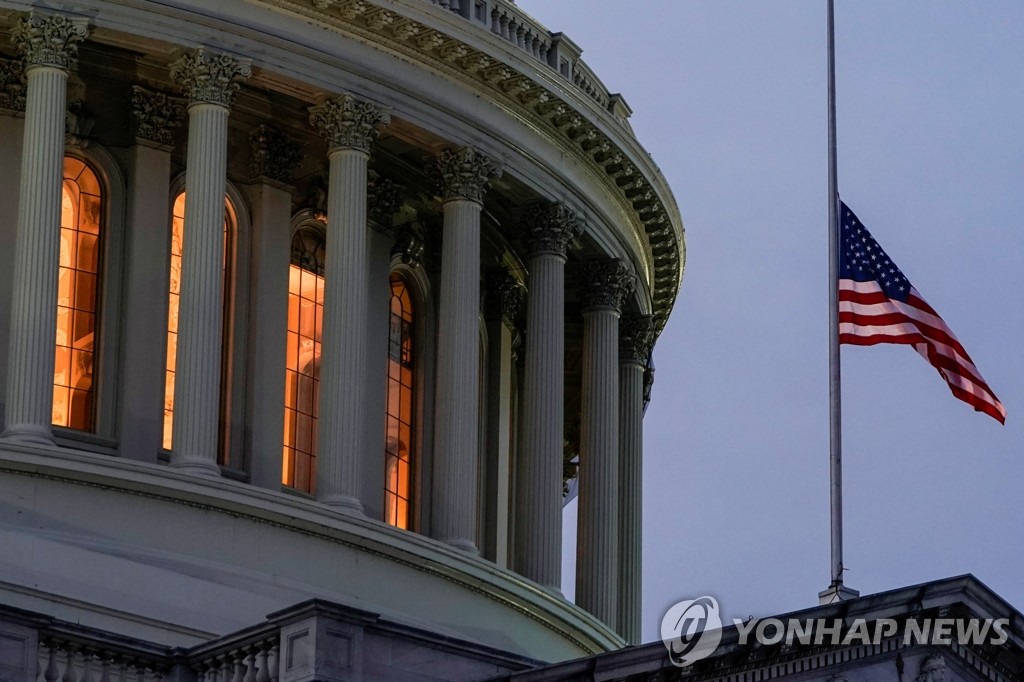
top-left (384, 275), bottom-right (415, 529)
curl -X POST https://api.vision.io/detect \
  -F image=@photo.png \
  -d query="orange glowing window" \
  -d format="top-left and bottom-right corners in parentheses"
top-left (163, 192), bottom-right (232, 451)
top-left (53, 157), bottom-right (102, 431)
top-left (282, 229), bottom-right (325, 493)
top-left (384, 275), bottom-right (415, 529)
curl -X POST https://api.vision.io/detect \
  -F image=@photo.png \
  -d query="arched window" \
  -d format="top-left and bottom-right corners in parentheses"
top-left (53, 157), bottom-right (102, 431)
top-left (163, 192), bottom-right (233, 451)
top-left (384, 274), bottom-right (415, 529)
top-left (282, 228), bottom-right (325, 493)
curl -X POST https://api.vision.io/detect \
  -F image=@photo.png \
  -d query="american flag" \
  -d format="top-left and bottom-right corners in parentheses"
top-left (838, 201), bottom-right (1006, 424)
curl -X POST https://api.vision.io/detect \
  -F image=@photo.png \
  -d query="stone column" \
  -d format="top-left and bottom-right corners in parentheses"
top-left (2, 15), bottom-right (88, 444)
top-left (482, 271), bottom-right (524, 567)
top-left (575, 259), bottom-right (635, 629)
top-left (617, 314), bottom-right (654, 644)
top-left (246, 125), bottom-right (303, 490)
top-left (309, 95), bottom-right (390, 512)
top-left (168, 49), bottom-right (251, 473)
top-left (513, 203), bottom-right (583, 589)
top-left (118, 87), bottom-right (182, 461)
top-left (431, 147), bottom-right (500, 551)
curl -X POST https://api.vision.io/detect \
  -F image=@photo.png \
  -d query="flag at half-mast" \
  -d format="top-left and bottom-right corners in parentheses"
top-left (837, 201), bottom-right (1006, 424)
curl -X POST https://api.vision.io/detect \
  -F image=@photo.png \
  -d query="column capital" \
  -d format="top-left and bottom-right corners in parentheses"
top-left (249, 124), bottom-right (303, 184)
top-left (129, 85), bottom-right (184, 147)
top-left (12, 14), bottom-right (89, 70)
top-left (308, 94), bottom-right (390, 154)
top-left (170, 48), bottom-right (252, 108)
top-left (576, 259), bottom-right (636, 312)
top-left (434, 146), bottom-right (501, 204)
top-left (0, 56), bottom-right (26, 112)
top-left (483, 270), bottom-right (525, 329)
top-left (619, 314), bottom-right (654, 365)
top-left (368, 170), bottom-right (403, 226)
top-left (519, 201), bottom-right (583, 258)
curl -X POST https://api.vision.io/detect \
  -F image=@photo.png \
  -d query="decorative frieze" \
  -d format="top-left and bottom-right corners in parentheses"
top-left (0, 57), bottom-right (26, 111)
top-left (128, 86), bottom-right (183, 146)
top-left (483, 271), bottom-right (525, 328)
top-left (434, 146), bottom-right (501, 203)
top-left (519, 201), bottom-right (583, 257)
top-left (368, 170), bottom-right (402, 225)
top-left (249, 124), bottom-right (303, 183)
top-left (576, 259), bottom-right (635, 312)
top-left (619, 315), bottom-right (654, 365)
top-left (170, 48), bottom-right (252, 107)
top-left (308, 94), bottom-right (390, 154)
top-left (11, 14), bottom-right (89, 70)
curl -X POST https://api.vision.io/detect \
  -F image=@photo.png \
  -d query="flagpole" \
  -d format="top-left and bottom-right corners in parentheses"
top-left (820, 0), bottom-right (858, 605)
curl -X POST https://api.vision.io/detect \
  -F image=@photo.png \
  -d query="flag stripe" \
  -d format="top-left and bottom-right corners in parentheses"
top-left (838, 202), bottom-right (1005, 423)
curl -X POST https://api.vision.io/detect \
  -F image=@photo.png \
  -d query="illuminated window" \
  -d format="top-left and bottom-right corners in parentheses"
top-left (282, 228), bottom-right (325, 493)
top-left (53, 157), bottom-right (102, 431)
top-left (384, 275), bottom-right (415, 529)
top-left (163, 192), bottom-right (232, 450)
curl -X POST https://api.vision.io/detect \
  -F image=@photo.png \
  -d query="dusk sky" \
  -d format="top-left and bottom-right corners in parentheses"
top-left (516, 0), bottom-right (1024, 641)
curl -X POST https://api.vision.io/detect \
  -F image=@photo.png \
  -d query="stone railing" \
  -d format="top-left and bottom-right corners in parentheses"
top-left (424, 0), bottom-right (620, 117)
top-left (35, 634), bottom-right (168, 682)
top-left (188, 632), bottom-right (279, 682)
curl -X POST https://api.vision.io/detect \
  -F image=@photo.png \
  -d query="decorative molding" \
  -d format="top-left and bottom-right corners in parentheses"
top-left (576, 259), bottom-right (635, 312)
top-left (308, 94), bottom-right (390, 154)
top-left (0, 56), bottom-right (26, 112)
top-left (170, 48), bottom-right (252, 107)
top-left (128, 86), bottom-right (184, 146)
top-left (11, 14), bottom-right (89, 70)
top-left (64, 99), bottom-right (93, 148)
top-left (483, 271), bottom-right (525, 329)
top-left (619, 315), bottom-right (654, 366)
top-left (368, 170), bottom-right (402, 226)
top-left (518, 201), bottom-right (583, 258)
top-left (433, 146), bottom-right (501, 204)
top-left (916, 654), bottom-right (948, 682)
top-left (249, 124), bottom-right (303, 183)
top-left (390, 223), bottom-right (424, 268)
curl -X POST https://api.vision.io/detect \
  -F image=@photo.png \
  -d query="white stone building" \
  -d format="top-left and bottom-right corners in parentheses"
top-left (0, 0), bottom-right (685, 677)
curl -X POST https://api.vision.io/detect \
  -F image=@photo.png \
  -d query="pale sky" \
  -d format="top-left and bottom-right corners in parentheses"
top-left (516, 0), bottom-right (1024, 642)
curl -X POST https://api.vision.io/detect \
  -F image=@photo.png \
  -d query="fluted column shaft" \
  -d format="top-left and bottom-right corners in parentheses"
top-left (169, 49), bottom-right (250, 473)
top-left (575, 260), bottom-right (635, 630)
top-left (317, 148), bottom-right (369, 509)
top-left (3, 15), bottom-right (87, 444)
top-left (308, 94), bottom-right (389, 512)
top-left (431, 147), bottom-right (500, 551)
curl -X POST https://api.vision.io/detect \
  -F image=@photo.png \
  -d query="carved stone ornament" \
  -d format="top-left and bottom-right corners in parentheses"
top-left (518, 201), bottom-right (583, 258)
top-left (308, 94), bottom-right (391, 154)
top-left (0, 57), bottom-right (26, 111)
top-left (368, 170), bottom-right (403, 225)
top-left (170, 48), bottom-right (252, 107)
top-left (65, 99), bottom-right (94, 148)
top-left (619, 315), bottom-right (654, 365)
top-left (484, 271), bottom-right (525, 328)
top-left (129, 86), bottom-right (184, 146)
top-left (11, 14), bottom-right (89, 70)
top-left (916, 655), bottom-right (947, 682)
top-left (249, 124), bottom-right (303, 183)
top-left (433, 146), bottom-right (502, 204)
top-left (576, 259), bottom-right (636, 312)
top-left (391, 224), bottom-right (425, 268)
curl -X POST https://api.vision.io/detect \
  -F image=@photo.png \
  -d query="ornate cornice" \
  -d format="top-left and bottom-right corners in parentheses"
top-left (391, 223), bottom-right (424, 268)
top-left (518, 201), bottom-right (584, 258)
top-left (0, 56), bottom-right (26, 112)
top-left (289, 0), bottom-right (683, 335)
top-left (433, 146), bottom-right (501, 204)
top-left (170, 48), bottom-right (252, 108)
top-left (483, 271), bottom-right (525, 329)
top-left (129, 86), bottom-right (184, 147)
top-left (11, 14), bottom-right (89, 71)
top-left (619, 315), bottom-right (654, 366)
top-left (249, 124), bottom-right (303, 183)
top-left (576, 259), bottom-right (635, 312)
top-left (368, 170), bottom-right (403, 226)
top-left (308, 94), bottom-right (390, 154)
